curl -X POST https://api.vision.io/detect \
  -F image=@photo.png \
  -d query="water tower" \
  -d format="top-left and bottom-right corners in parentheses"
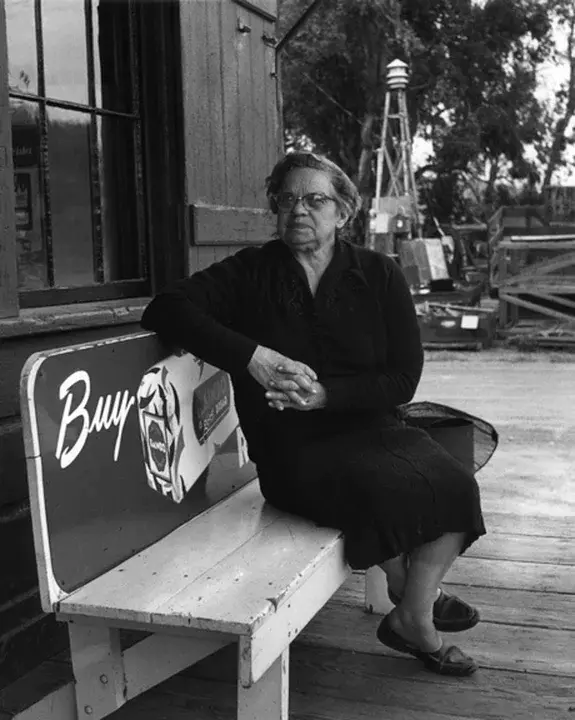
top-left (370, 59), bottom-right (421, 254)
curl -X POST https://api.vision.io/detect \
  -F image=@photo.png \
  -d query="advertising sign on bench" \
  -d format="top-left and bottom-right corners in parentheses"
top-left (22, 332), bottom-right (256, 596)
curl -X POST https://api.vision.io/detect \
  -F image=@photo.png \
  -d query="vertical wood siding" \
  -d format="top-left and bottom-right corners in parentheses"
top-left (181, 0), bottom-right (280, 273)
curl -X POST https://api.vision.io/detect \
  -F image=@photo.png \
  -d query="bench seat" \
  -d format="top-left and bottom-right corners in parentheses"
top-left (58, 480), bottom-right (348, 637)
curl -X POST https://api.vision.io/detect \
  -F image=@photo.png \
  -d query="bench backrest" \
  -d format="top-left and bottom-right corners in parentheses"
top-left (20, 332), bottom-right (257, 612)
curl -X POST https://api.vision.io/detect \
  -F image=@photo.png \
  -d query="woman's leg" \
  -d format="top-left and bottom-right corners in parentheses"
top-left (379, 554), bottom-right (408, 597)
top-left (388, 531), bottom-right (466, 651)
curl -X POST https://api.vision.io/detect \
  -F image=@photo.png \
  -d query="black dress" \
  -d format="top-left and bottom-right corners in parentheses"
top-left (141, 239), bottom-right (486, 569)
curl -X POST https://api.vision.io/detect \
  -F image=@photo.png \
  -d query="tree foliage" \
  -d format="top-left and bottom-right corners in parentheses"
top-left (539, 0), bottom-right (575, 190)
top-left (279, 0), bottom-right (567, 226)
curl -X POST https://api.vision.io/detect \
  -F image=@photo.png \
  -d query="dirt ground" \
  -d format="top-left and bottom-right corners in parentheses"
top-left (418, 348), bottom-right (575, 519)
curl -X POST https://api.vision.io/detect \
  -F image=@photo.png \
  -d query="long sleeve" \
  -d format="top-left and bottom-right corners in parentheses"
top-left (141, 249), bottom-right (259, 375)
top-left (323, 255), bottom-right (423, 411)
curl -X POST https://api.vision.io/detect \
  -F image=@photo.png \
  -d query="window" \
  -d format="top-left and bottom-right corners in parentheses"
top-left (6, 0), bottom-right (148, 307)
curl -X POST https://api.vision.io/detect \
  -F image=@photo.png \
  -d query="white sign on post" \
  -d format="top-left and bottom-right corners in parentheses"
top-left (461, 315), bottom-right (479, 330)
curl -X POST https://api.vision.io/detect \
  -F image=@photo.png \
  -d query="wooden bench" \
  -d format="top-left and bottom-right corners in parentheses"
top-left (20, 331), bottom-right (390, 720)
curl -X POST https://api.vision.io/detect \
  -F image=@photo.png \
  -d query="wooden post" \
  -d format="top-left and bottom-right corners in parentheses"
top-left (68, 624), bottom-right (126, 720)
top-left (0, 0), bottom-right (19, 318)
top-left (498, 246), bottom-right (508, 328)
top-left (365, 565), bottom-right (391, 614)
top-left (238, 647), bottom-right (289, 720)
top-left (509, 248), bottom-right (519, 326)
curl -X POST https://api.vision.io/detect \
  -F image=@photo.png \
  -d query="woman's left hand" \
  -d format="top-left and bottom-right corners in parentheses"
top-left (265, 374), bottom-right (327, 411)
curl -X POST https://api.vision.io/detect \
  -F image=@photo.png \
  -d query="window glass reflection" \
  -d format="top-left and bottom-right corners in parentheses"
top-left (6, 0), bottom-right (144, 294)
top-left (48, 108), bottom-right (94, 286)
top-left (6, 0), bottom-right (38, 95)
top-left (43, 0), bottom-right (89, 104)
top-left (11, 98), bottom-right (47, 289)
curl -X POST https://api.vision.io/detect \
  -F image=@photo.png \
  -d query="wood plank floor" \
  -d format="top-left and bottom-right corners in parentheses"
top-left (4, 353), bottom-right (574, 719)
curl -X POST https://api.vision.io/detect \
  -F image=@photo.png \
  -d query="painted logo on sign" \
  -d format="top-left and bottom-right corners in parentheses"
top-left (138, 370), bottom-right (186, 503)
top-left (192, 371), bottom-right (231, 445)
top-left (148, 420), bottom-right (167, 471)
top-left (136, 356), bottom-right (242, 505)
top-left (145, 416), bottom-right (171, 477)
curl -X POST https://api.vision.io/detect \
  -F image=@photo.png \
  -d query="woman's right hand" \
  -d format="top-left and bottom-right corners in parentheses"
top-left (247, 346), bottom-right (317, 406)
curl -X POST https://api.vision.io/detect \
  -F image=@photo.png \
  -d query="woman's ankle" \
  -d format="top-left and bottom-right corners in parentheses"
top-left (388, 608), bottom-right (441, 652)
top-left (393, 605), bottom-right (433, 628)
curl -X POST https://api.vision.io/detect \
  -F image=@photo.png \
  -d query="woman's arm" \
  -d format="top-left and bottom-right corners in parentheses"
top-left (322, 255), bottom-right (424, 412)
top-left (141, 250), bottom-right (258, 375)
top-left (142, 249), bottom-right (319, 396)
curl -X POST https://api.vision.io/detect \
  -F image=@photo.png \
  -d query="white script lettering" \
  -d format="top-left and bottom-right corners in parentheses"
top-left (55, 370), bottom-right (135, 468)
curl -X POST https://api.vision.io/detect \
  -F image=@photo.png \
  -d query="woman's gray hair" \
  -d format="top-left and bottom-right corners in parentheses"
top-left (265, 152), bottom-right (362, 221)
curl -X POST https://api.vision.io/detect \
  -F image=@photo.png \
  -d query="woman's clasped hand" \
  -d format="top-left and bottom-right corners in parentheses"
top-left (247, 345), bottom-right (326, 411)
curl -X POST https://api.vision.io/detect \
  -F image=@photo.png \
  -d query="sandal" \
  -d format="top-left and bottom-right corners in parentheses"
top-left (388, 588), bottom-right (480, 633)
top-left (376, 615), bottom-right (478, 677)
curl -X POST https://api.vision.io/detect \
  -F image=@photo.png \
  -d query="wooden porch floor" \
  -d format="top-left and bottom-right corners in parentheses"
top-left (5, 352), bottom-right (575, 719)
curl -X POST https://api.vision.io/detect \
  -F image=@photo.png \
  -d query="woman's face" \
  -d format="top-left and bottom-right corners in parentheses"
top-left (275, 168), bottom-right (349, 252)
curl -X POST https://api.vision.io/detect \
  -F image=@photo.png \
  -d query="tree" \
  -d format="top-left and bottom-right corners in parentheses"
top-left (541, 0), bottom-right (575, 189)
top-left (280, 1), bottom-right (419, 183)
top-left (279, 0), bottom-right (557, 227)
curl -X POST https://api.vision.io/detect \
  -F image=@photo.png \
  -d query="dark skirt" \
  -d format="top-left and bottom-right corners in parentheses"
top-left (256, 413), bottom-right (486, 570)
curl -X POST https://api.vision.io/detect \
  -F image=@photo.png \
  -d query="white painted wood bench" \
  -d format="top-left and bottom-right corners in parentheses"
top-left (20, 332), bottom-right (387, 720)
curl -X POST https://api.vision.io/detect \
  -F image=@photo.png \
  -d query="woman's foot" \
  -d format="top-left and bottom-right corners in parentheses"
top-left (388, 587), bottom-right (480, 633)
top-left (377, 612), bottom-right (478, 676)
top-left (387, 608), bottom-right (441, 653)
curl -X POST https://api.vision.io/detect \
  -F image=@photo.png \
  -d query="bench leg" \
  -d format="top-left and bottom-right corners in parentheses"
top-left (237, 646), bottom-right (288, 720)
top-left (365, 565), bottom-right (391, 614)
top-left (68, 623), bottom-right (125, 720)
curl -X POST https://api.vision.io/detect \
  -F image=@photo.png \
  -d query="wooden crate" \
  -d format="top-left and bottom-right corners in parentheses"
top-left (416, 304), bottom-right (497, 349)
top-left (496, 235), bottom-right (575, 327)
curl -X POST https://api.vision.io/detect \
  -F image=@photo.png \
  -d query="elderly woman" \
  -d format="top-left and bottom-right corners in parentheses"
top-left (141, 152), bottom-right (486, 677)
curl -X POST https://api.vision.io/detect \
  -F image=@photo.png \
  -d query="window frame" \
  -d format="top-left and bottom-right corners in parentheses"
top-left (233, 0), bottom-right (277, 22)
top-left (0, 0), bottom-right (19, 319)
top-left (0, 0), bottom-right (173, 315)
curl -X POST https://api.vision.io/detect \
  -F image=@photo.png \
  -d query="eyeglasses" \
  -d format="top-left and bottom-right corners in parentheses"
top-left (272, 192), bottom-right (337, 212)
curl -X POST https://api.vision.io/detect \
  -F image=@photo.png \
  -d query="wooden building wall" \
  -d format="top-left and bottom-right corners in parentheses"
top-left (0, 0), bottom-right (280, 688)
top-left (180, 0), bottom-right (280, 271)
